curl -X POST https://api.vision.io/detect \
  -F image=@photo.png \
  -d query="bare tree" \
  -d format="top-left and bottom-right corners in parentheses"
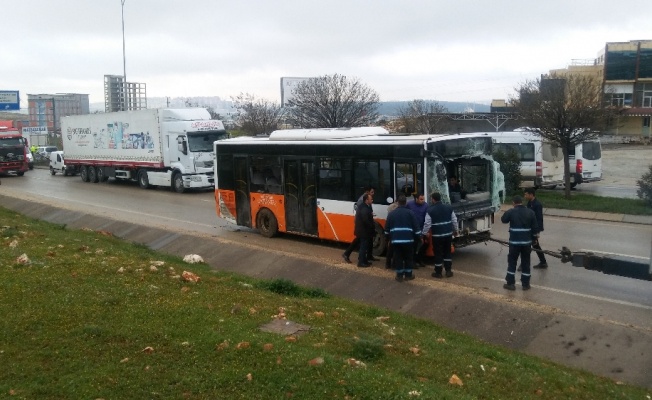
top-left (286, 74), bottom-right (379, 128)
top-left (512, 73), bottom-right (621, 198)
top-left (232, 93), bottom-right (285, 136)
top-left (397, 99), bottom-right (450, 134)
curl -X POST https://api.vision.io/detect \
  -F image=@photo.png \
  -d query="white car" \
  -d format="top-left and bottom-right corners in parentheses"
top-left (37, 146), bottom-right (58, 157)
top-left (25, 148), bottom-right (34, 170)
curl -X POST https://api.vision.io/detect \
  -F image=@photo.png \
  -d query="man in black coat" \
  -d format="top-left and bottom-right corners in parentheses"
top-left (524, 187), bottom-right (547, 268)
top-left (500, 195), bottom-right (538, 290)
top-left (342, 187), bottom-right (377, 263)
top-left (354, 193), bottom-right (375, 267)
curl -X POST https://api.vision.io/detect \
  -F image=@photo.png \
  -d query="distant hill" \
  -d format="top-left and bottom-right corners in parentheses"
top-left (90, 97), bottom-right (490, 116)
top-left (376, 101), bottom-right (490, 116)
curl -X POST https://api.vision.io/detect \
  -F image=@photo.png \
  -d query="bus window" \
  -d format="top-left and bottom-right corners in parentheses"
top-left (249, 156), bottom-right (282, 194)
top-left (217, 154), bottom-right (234, 190)
top-left (395, 162), bottom-right (422, 198)
top-left (318, 157), bottom-right (352, 201)
top-left (353, 159), bottom-right (391, 204)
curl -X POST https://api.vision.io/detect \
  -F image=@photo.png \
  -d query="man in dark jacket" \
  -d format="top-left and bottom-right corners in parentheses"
top-left (384, 194), bottom-right (421, 281)
top-left (500, 195), bottom-right (538, 290)
top-left (406, 193), bottom-right (428, 267)
top-left (422, 192), bottom-right (458, 278)
top-left (342, 187), bottom-right (377, 263)
top-left (524, 187), bottom-right (547, 268)
top-left (354, 193), bottom-right (375, 267)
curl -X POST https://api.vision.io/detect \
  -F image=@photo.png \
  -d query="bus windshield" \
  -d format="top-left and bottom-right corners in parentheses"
top-left (187, 130), bottom-right (227, 152)
top-left (428, 137), bottom-right (492, 158)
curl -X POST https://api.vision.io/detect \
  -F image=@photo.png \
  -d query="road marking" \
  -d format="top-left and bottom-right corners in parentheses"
top-left (457, 270), bottom-right (652, 311)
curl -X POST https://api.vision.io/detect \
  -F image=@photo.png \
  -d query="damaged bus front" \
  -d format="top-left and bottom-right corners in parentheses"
top-left (425, 135), bottom-right (505, 248)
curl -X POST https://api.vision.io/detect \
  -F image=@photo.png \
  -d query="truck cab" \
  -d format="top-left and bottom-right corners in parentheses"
top-left (0, 130), bottom-right (29, 176)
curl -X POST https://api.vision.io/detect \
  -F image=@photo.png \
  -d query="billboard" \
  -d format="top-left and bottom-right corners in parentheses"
top-left (22, 126), bottom-right (48, 135)
top-left (280, 77), bottom-right (312, 107)
top-left (0, 90), bottom-right (20, 111)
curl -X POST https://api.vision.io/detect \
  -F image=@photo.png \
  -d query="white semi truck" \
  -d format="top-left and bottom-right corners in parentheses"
top-left (61, 108), bottom-right (227, 192)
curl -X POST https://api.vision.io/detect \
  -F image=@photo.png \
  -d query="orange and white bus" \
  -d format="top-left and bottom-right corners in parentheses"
top-left (214, 127), bottom-right (505, 255)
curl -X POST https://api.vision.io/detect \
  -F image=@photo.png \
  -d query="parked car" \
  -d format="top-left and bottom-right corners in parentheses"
top-left (25, 149), bottom-right (34, 170)
top-left (37, 146), bottom-right (58, 157)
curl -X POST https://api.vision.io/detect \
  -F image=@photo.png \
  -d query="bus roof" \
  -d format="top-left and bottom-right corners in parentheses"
top-left (218, 128), bottom-right (493, 146)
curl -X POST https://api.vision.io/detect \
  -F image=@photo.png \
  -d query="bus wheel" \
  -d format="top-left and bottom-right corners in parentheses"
top-left (257, 209), bottom-right (278, 238)
top-left (80, 166), bottom-right (90, 182)
top-left (372, 222), bottom-right (386, 257)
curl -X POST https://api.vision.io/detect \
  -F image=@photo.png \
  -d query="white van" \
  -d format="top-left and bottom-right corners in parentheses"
top-left (485, 131), bottom-right (565, 188)
top-left (567, 139), bottom-right (602, 188)
top-left (49, 151), bottom-right (78, 176)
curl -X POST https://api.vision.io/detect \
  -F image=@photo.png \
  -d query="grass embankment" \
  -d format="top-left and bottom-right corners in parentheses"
top-left (519, 191), bottom-right (652, 216)
top-left (1, 207), bottom-right (649, 399)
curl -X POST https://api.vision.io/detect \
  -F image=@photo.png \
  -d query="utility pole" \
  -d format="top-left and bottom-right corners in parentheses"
top-left (121, 0), bottom-right (127, 111)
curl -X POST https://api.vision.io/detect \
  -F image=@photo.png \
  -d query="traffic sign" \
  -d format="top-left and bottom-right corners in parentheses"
top-left (0, 90), bottom-right (20, 111)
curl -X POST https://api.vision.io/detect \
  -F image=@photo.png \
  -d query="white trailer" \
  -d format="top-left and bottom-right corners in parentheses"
top-left (61, 108), bottom-right (227, 192)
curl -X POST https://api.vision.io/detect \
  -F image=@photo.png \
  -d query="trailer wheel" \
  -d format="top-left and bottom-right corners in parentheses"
top-left (50, 167), bottom-right (56, 176)
top-left (80, 166), bottom-right (90, 182)
top-left (96, 167), bottom-right (108, 182)
top-left (138, 169), bottom-right (151, 189)
top-left (372, 222), bottom-right (387, 257)
top-left (256, 208), bottom-right (278, 238)
top-left (88, 166), bottom-right (99, 183)
top-left (172, 172), bottom-right (185, 193)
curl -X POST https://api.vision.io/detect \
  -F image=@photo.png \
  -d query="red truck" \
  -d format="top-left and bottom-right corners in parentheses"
top-left (0, 127), bottom-right (29, 176)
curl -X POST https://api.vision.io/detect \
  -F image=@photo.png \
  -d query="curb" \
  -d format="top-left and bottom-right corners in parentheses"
top-left (499, 205), bottom-right (652, 225)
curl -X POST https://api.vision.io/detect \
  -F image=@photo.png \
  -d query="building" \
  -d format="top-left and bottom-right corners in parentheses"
top-left (26, 93), bottom-right (89, 134)
top-left (104, 75), bottom-right (147, 112)
top-left (549, 40), bottom-right (652, 141)
top-left (599, 40), bottom-right (652, 140)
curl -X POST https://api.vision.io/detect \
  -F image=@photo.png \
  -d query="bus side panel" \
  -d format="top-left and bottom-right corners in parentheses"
top-left (216, 189), bottom-right (237, 224)
top-left (317, 210), bottom-right (356, 243)
top-left (250, 193), bottom-right (287, 232)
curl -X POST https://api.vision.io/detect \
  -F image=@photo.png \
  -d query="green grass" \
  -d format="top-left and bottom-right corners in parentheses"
top-left (1, 207), bottom-right (650, 399)
top-left (508, 190), bottom-right (652, 216)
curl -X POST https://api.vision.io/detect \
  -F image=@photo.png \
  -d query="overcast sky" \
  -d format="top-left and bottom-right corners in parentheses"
top-left (5, 0), bottom-right (651, 108)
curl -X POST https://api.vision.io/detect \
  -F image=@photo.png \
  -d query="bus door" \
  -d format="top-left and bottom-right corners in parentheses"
top-left (234, 156), bottom-right (252, 228)
top-left (284, 159), bottom-right (318, 236)
top-left (394, 162), bottom-right (423, 198)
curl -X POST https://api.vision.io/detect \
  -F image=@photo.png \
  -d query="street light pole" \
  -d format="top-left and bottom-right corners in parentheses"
top-left (121, 0), bottom-right (127, 111)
